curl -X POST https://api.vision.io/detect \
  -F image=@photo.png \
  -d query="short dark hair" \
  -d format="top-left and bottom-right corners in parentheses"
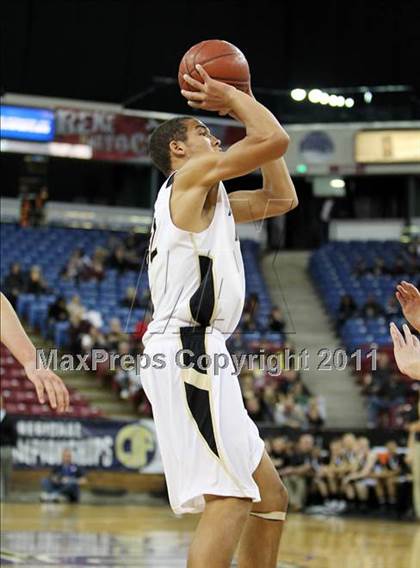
top-left (148, 117), bottom-right (190, 176)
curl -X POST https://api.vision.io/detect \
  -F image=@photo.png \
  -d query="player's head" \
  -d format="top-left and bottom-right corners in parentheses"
top-left (149, 117), bottom-right (221, 176)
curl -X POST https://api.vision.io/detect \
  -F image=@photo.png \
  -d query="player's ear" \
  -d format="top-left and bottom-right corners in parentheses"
top-left (169, 140), bottom-right (186, 158)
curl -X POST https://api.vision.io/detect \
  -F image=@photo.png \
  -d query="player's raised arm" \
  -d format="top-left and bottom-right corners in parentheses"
top-left (0, 292), bottom-right (70, 412)
top-left (179, 65), bottom-right (289, 188)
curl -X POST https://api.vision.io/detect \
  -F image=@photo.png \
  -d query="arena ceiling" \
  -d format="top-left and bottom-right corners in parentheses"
top-left (2, 0), bottom-right (420, 121)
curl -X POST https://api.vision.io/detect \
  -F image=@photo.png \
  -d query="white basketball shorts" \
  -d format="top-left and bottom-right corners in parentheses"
top-left (141, 326), bottom-right (265, 515)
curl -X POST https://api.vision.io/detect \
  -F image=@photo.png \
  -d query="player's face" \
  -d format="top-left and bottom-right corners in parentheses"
top-left (185, 119), bottom-right (221, 155)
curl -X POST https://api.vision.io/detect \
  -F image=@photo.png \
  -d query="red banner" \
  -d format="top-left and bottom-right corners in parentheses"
top-left (54, 108), bottom-right (245, 162)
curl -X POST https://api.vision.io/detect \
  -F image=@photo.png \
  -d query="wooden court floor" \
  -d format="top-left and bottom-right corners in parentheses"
top-left (1, 502), bottom-right (419, 567)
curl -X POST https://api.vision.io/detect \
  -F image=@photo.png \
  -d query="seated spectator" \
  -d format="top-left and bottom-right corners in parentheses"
top-left (106, 318), bottom-right (128, 352)
top-left (279, 434), bottom-right (314, 512)
top-left (366, 353), bottom-right (406, 428)
top-left (270, 436), bottom-right (291, 471)
top-left (120, 286), bottom-right (141, 308)
top-left (25, 266), bottom-right (49, 295)
top-left (244, 292), bottom-right (260, 319)
top-left (241, 312), bottom-right (258, 333)
top-left (108, 245), bottom-right (129, 273)
top-left (61, 249), bottom-right (86, 281)
top-left (67, 295), bottom-right (86, 321)
top-left (80, 324), bottom-right (106, 354)
top-left (337, 294), bottom-right (358, 328)
top-left (306, 397), bottom-right (325, 431)
top-left (244, 393), bottom-right (274, 423)
top-left (3, 262), bottom-right (25, 307)
top-left (48, 296), bottom-right (69, 324)
top-left (40, 449), bottom-right (87, 503)
top-left (360, 295), bottom-right (384, 318)
top-left (274, 394), bottom-right (306, 428)
top-left (268, 306), bottom-right (285, 333)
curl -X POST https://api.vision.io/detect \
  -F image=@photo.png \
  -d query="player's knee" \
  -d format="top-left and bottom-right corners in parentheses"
top-left (266, 477), bottom-right (288, 511)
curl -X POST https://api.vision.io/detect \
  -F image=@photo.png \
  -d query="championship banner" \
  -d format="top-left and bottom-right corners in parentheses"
top-left (54, 107), bottom-right (245, 162)
top-left (12, 417), bottom-right (163, 473)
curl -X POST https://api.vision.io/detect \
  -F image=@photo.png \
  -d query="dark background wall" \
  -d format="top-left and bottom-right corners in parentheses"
top-left (2, 0), bottom-right (420, 117)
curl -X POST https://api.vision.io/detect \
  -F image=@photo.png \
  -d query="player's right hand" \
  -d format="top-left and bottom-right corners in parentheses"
top-left (396, 281), bottom-right (420, 332)
top-left (24, 361), bottom-right (70, 413)
top-left (390, 322), bottom-right (420, 380)
top-left (181, 64), bottom-right (236, 115)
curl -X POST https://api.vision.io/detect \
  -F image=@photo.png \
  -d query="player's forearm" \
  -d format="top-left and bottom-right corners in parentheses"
top-left (230, 90), bottom-right (289, 144)
top-left (260, 159), bottom-right (298, 210)
top-left (0, 292), bottom-right (36, 367)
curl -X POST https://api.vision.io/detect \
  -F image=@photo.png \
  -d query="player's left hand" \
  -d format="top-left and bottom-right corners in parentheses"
top-left (390, 322), bottom-right (420, 380)
top-left (396, 281), bottom-right (420, 332)
top-left (24, 361), bottom-right (70, 412)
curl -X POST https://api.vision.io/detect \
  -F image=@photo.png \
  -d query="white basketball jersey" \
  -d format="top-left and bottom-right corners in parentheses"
top-left (142, 172), bottom-right (246, 345)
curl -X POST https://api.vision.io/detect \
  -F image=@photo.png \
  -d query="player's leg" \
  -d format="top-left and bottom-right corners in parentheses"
top-left (187, 495), bottom-right (251, 568)
top-left (237, 451), bottom-right (288, 568)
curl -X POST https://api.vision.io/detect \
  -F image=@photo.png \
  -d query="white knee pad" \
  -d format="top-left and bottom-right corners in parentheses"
top-left (249, 511), bottom-right (287, 521)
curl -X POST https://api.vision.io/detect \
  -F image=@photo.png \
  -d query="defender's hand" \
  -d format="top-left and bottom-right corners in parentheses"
top-left (181, 64), bottom-right (236, 115)
top-left (24, 361), bottom-right (70, 412)
top-left (390, 322), bottom-right (420, 380)
top-left (396, 281), bottom-right (420, 332)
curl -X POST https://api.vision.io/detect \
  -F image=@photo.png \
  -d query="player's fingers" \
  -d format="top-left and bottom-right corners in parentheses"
top-left (413, 335), bottom-right (420, 349)
top-left (402, 324), bottom-right (414, 347)
top-left (31, 377), bottom-right (46, 405)
top-left (187, 101), bottom-right (203, 109)
top-left (390, 323), bottom-right (404, 349)
top-left (182, 74), bottom-right (204, 90)
top-left (195, 64), bottom-right (211, 82)
top-left (180, 89), bottom-right (206, 101)
top-left (404, 282), bottom-right (420, 298)
top-left (43, 378), bottom-right (58, 410)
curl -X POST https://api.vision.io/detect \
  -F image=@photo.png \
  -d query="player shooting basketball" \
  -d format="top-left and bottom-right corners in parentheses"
top-left (142, 55), bottom-right (297, 568)
top-left (0, 292), bottom-right (69, 413)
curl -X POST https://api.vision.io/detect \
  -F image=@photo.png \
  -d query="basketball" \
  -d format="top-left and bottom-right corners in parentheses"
top-left (178, 39), bottom-right (250, 93)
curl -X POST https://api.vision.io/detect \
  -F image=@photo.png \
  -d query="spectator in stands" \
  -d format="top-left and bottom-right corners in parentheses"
top-left (40, 449), bottom-right (87, 503)
top-left (3, 263), bottom-right (25, 307)
top-left (244, 394), bottom-right (274, 422)
top-left (80, 324), bottom-right (106, 355)
top-left (241, 311), bottom-right (258, 333)
top-left (268, 306), bottom-right (285, 333)
top-left (0, 395), bottom-right (17, 501)
top-left (274, 394), bottom-right (306, 428)
top-left (108, 245), bottom-right (129, 273)
top-left (244, 292), bottom-right (259, 319)
top-left (390, 258), bottom-right (408, 276)
top-left (360, 294), bottom-right (384, 319)
top-left (25, 266), bottom-right (49, 295)
top-left (67, 295), bottom-right (86, 321)
top-left (61, 249), bottom-right (86, 281)
top-left (120, 286), bottom-right (141, 308)
top-left (270, 436), bottom-right (291, 472)
top-left (306, 397), bottom-right (325, 431)
top-left (48, 296), bottom-right (69, 325)
top-left (139, 288), bottom-right (151, 309)
top-left (106, 318), bottom-right (128, 352)
top-left (81, 258), bottom-right (105, 282)
top-left (337, 294), bottom-right (358, 328)
top-left (279, 434), bottom-right (314, 512)
top-left (366, 353), bottom-right (406, 428)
